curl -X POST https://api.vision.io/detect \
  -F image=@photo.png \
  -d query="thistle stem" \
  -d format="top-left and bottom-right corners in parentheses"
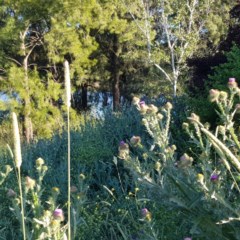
top-left (17, 167), bottom-right (26, 240)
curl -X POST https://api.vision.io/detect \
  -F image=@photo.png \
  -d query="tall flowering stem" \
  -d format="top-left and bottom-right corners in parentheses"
top-left (12, 112), bottom-right (26, 240)
top-left (64, 60), bottom-right (71, 240)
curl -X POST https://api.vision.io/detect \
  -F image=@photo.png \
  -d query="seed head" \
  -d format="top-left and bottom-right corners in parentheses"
top-left (64, 60), bottom-right (71, 108)
top-left (12, 112), bottom-right (22, 168)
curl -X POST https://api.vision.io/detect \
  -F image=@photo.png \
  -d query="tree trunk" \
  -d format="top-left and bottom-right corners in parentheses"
top-left (21, 29), bottom-right (33, 143)
top-left (102, 92), bottom-right (108, 107)
top-left (173, 72), bottom-right (178, 98)
top-left (23, 57), bottom-right (33, 143)
top-left (81, 84), bottom-right (88, 110)
top-left (173, 81), bottom-right (177, 97)
top-left (112, 35), bottom-right (121, 111)
top-left (112, 70), bottom-right (120, 111)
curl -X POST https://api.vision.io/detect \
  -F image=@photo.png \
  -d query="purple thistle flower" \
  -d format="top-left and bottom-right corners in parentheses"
top-left (228, 78), bottom-right (238, 88)
top-left (53, 208), bottom-right (64, 221)
top-left (141, 208), bottom-right (149, 217)
top-left (119, 140), bottom-right (125, 146)
top-left (228, 78), bottom-right (236, 83)
top-left (210, 174), bottom-right (219, 182)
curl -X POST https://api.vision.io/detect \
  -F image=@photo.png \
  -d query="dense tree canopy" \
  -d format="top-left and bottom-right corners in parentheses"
top-left (0, 0), bottom-right (238, 140)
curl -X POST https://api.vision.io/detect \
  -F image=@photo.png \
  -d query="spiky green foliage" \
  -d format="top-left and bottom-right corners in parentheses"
top-left (120, 83), bottom-right (240, 239)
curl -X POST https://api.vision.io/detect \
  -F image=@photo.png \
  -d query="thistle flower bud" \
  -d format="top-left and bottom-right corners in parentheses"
top-left (139, 101), bottom-right (148, 114)
top-left (188, 113), bottom-right (200, 123)
top-left (141, 208), bottom-right (149, 217)
top-left (118, 141), bottom-right (129, 159)
top-left (64, 60), bottom-right (71, 108)
top-left (119, 141), bottom-right (129, 150)
top-left (197, 173), bottom-right (204, 184)
top-left (210, 174), bottom-right (219, 182)
top-left (165, 102), bottom-right (173, 110)
top-left (53, 208), bottom-right (64, 221)
top-left (219, 91), bottom-right (228, 101)
top-left (132, 96), bottom-right (140, 105)
top-left (79, 173), bottom-right (86, 180)
top-left (36, 157), bottom-right (44, 167)
top-left (147, 104), bottom-right (158, 114)
top-left (177, 153), bottom-right (193, 168)
top-left (204, 122), bottom-right (210, 130)
top-left (25, 176), bottom-right (36, 190)
top-left (42, 165), bottom-right (48, 172)
top-left (182, 122), bottom-right (189, 130)
top-left (52, 187), bottom-right (60, 194)
top-left (218, 125), bottom-right (226, 135)
top-left (157, 113), bottom-right (163, 120)
top-left (155, 161), bottom-right (161, 171)
top-left (171, 145), bottom-right (177, 151)
top-left (141, 208), bottom-right (152, 221)
top-left (228, 78), bottom-right (238, 88)
top-left (209, 89), bottom-right (220, 102)
top-left (130, 136), bottom-right (141, 146)
top-left (12, 112), bottom-right (22, 168)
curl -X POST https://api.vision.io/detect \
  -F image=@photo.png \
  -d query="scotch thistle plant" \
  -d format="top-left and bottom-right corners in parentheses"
top-left (118, 97), bottom-right (176, 187)
top-left (9, 158), bottom-right (67, 239)
top-left (185, 78), bottom-right (240, 179)
top-left (119, 85), bottom-right (240, 239)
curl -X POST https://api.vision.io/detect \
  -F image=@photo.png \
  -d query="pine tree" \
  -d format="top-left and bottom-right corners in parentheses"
top-left (0, 1), bottom-right (63, 141)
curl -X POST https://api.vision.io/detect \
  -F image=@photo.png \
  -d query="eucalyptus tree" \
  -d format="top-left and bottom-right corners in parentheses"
top-left (126, 0), bottom-right (236, 97)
